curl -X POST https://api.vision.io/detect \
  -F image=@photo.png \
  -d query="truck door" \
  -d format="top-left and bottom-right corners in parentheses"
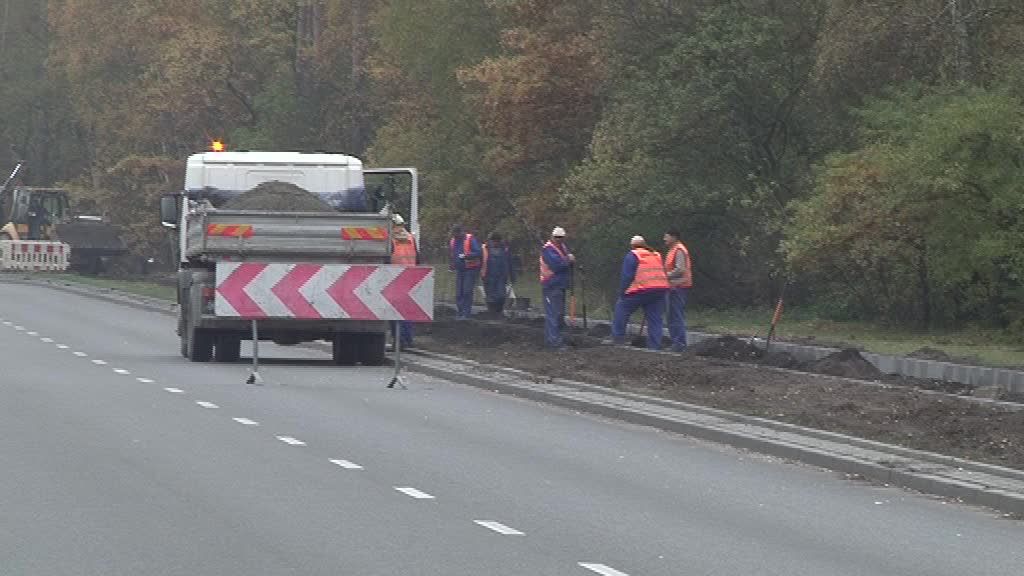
top-left (364, 168), bottom-right (419, 247)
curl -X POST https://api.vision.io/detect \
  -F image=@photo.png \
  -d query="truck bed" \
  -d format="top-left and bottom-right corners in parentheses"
top-left (184, 209), bottom-right (391, 260)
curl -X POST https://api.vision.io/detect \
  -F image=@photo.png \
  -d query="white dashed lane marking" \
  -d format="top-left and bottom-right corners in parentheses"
top-left (394, 487), bottom-right (435, 500)
top-left (91, 359), bottom-right (107, 366)
top-left (136, 378), bottom-right (154, 384)
top-left (14, 326), bottom-right (24, 331)
top-left (196, 401), bottom-right (219, 409)
top-left (163, 387), bottom-right (185, 394)
top-left (113, 369), bottom-right (130, 375)
top-left (56, 345), bottom-right (68, 349)
top-left (330, 459), bottom-right (363, 470)
top-left (27, 331), bottom-right (38, 336)
top-left (233, 418), bottom-right (259, 426)
top-left (276, 436), bottom-right (306, 446)
top-left (40, 337), bottom-right (53, 343)
top-left (474, 520), bottom-right (524, 536)
top-left (579, 563), bottom-right (631, 576)
top-left (73, 351), bottom-right (87, 357)
top-left (2, 321), bottom-right (10, 326)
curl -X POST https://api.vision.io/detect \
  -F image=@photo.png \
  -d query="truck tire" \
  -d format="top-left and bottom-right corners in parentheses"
top-left (358, 333), bottom-right (386, 366)
top-left (215, 337), bottom-right (241, 363)
top-left (187, 320), bottom-right (214, 362)
top-left (332, 334), bottom-right (358, 366)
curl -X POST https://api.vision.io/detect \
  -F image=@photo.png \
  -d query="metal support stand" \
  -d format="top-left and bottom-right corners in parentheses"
top-left (246, 320), bottom-right (263, 385)
top-left (387, 322), bottom-right (407, 389)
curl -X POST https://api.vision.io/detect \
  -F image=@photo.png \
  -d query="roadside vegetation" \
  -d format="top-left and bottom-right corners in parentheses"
top-left (4, 1), bottom-right (1024, 348)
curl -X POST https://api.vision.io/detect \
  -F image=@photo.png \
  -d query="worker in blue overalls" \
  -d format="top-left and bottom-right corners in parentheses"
top-left (539, 226), bottom-right (575, 349)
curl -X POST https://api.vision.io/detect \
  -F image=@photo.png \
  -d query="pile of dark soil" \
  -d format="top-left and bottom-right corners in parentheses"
top-left (417, 317), bottom-right (1024, 470)
top-left (806, 348), bottom-right (885, 380)
top-left (222, 181), bottom-right (336, 212)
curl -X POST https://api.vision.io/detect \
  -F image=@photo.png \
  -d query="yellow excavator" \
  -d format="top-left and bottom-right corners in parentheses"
top-left (1, 162), bottom-right (127, 273)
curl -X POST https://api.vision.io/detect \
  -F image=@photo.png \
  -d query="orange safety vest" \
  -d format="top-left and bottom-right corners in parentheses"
top-left (539, 241), bottom-right (568, 284)
top-left (665, 241), bottom-right (693, 288)
top-left (625, 248), bottom-right (670, 295)
top-left (391, 231), bottom-right (417, 266)
top-left (450, 234), bottom-right (481, 269)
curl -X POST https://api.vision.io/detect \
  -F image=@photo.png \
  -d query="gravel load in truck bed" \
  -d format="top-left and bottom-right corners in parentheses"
top-left (221, 181), bottom-right (336, 212)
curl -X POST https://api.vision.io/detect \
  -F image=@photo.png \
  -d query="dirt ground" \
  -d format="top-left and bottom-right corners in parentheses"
top-left (416, 316), bottom-right (1024, 471)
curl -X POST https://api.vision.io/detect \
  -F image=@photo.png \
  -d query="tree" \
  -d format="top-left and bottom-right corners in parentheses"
top-left (786, 84), bottom-right (1024, 328)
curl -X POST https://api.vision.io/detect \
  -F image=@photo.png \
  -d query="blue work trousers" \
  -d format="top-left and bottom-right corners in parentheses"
top-left (455, 269), bottom-right (479, 319)
top-left (543, 285), bottom-right (566, 348)
top-left (668, 287), bottom-right (688, 351)
top-left (391, 321), bottom-right (414, 347)
top-left (611, 290), bottom-right (666, 350)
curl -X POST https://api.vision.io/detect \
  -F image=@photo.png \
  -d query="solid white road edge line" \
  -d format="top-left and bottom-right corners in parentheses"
top-left (233, 418), bottom-right (259, 426)
top-left (578, 563), bottom-right (630, 576)
top-left (196, 401), bottom-right (219, 409)
top-left (330, 459), bottom-right (364, 470)
top-left (394, 487), bottom-right (435, 500)
top-left (276, 436), bottom-right (306, 446)
top-left (473, 520), bottom-right (524, 535)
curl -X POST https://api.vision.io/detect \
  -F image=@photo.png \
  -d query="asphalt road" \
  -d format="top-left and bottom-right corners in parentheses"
top-left (1, 280), bottom-right (1022, 576)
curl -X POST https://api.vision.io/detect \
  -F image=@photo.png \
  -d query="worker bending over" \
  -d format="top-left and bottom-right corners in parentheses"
top-left (608, 235), bottom-right (670, 350)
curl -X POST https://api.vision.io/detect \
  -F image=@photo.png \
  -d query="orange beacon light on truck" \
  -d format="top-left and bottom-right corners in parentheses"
top-left (211, 140), bottom-right (225, 152)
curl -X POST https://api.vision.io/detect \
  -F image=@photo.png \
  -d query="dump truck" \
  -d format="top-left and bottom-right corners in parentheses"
top-left (160, 150), bottom-right (421, 365)
top-left (0, 162), bottom-right (127, 273)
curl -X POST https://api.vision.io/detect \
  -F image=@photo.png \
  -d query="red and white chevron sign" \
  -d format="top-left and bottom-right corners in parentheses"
top-left (215, 263), bottom-right (434, 321)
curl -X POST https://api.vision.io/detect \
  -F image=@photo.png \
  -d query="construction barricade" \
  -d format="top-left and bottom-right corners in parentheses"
top-left (0, 240), bottom-right (71, 271)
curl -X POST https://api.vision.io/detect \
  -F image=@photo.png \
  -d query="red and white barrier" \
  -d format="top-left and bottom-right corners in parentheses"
top-left (215, 262), bottom-right (434, 321)
top-left (0, 240), bottom-right (71, 271)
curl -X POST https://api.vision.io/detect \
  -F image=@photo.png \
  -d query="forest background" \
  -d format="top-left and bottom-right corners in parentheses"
top-left (3, 0), bottom-right (1024, 335)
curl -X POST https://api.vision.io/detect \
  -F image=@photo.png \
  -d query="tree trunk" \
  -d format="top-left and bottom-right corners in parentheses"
top-left (949, 0), bottom-right (970, 83)
top-left (350, 0), bottom-right (368, 154)
top-left (918, 244), bottom-right (931, 328)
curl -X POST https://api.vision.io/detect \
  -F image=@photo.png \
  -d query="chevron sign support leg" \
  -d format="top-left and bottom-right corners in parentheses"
top-left (387, 326), bottom-right (407, 390)
top-left (246, 320), bottom-right (264, 386)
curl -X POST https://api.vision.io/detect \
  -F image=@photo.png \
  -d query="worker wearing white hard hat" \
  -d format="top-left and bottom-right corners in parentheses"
top-left (540, 225), bottom-right (575, 349)
top-left (605, 234), bottom-right (670, 350)
top-left (390, 214), bottom-right (417, 347)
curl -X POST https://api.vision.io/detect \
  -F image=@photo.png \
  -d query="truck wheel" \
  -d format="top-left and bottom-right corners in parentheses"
top-left (332, 334), bottom-right (358, 366)
top-left (214, 337), bottom-right (241, 363)
top-left (187, 321), bottom-right (214, 362)
top-left (358, 333), bottom-right (386, 366)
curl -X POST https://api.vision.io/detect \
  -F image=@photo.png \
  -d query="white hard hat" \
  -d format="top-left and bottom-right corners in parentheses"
top-left (392, 213), bottom-right (405, 226)
top-left (552, 226), bottom-right (566, 237)
top-left (630, 235), bottom-right (645, 247)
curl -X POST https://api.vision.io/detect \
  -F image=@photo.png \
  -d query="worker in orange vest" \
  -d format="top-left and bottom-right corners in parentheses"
top-left (663, 228), bottom-right (692, 352)
top-left (540, 226), bottom-right (575, 349)
top-left (390, 214), bottom-right (417, 347)
top-left (449, 224), bottom-right (482, 319)
top-left (606, 235), bottom-right (670, 350)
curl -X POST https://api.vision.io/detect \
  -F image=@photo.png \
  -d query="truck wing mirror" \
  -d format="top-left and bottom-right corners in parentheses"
top-left (160, 194), bottom-right (181, 228)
